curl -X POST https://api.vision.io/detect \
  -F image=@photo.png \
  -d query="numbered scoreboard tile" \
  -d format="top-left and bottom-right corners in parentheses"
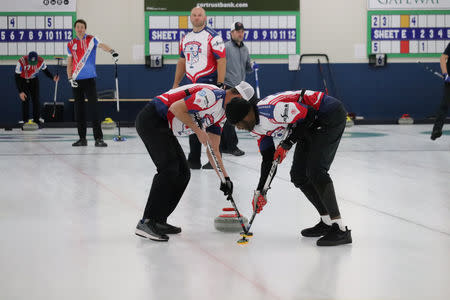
top-left (8, 16), bottom-right (17, 29)
top-left (27, 42), bottom-right (36, 53)
top-left (45, 16), bottom-right (54, 29)
top-left (17, 43), bottom-right (27, 55)
top-left (36, 16), bottom-right (45, 29)
top-left (380, 15), bottom-right (390, 28)
top-left (55, 42), bottom-right (65, 55)
top-left (188, 19), bottom-right (193, 29)
top-left (446, 15), bottom-right (450, 26)
top-left (169, 16), bottom-right (178, 28)
top-left (391, 41), bottom-right (400, 53)
top-left (400, 40), bottom-right (409, 53)
top-left (287, 15), bottom-right (296, 28)
top-left (409, 40), bottom-right (418, 53)
top-left (278, 41), bottom-right (287, 54)
top-left (8, 42), bottom-right (17, 55)
top-left (149, 41), bottom-right (162, 55)
top-left (36, 42), bottom-right (45, 55)
top-left (54, 16), bottom-right (64, 28)
top-left (372, 15), bottom-right (380, 28)
top-left (251, 41), bottom-right (261, 54)
top-left (0, 16), bottom-right (7, 29)
top-left (178, 16), bottom-right (188, 29)
top-left (260, 41), bottom-right (269, 54)
top-left (436, 40), bottom-right (446, 53)
top-left (26, 16), bottom-right (36, 29)
top-left (162, 42), bottom-right (172, 55)
top-left (418, 41), bottom-right (428, 53)
top-left (18, 16), bottom-right (26, 29)
top-left (45, 42), bottom-right (55, 55)
top-left (428, 40), bottom-right (436, 53)
top-left (63, 16), bottom-right (72, 29)
top-left (287, 41), bottom-right (296, 54)
top-left (251, 16), bottom-right (260, 29)
top-left (371, 41), bottom-right (381, 54)
top-left (171, 42), bottom-right (178, 55)
top-left (269, 42), bottom-right (278, 54)
top-left (0, 43), bottom-right (7, 55)
top-left (215, 16), bottom-right (224, 29)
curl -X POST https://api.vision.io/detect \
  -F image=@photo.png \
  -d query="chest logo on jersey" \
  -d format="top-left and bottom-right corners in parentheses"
top-left (184, 41), bottom-right (202, 68)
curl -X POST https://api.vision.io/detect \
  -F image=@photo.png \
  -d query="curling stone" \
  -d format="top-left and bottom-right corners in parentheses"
top-left (22, 119), bottom-right (38, 131)
top-left (101, 117), bottom-right (116, 130)
top-left (214, 207), bottom-right (248, 232)
top-left (398, 114), bottom-right (414, 125)
top-left (345, 115), bottom-right (354, 127)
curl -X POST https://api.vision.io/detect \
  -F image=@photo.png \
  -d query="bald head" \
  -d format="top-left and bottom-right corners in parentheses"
top-left (190, 6), bottom-right (206, 30)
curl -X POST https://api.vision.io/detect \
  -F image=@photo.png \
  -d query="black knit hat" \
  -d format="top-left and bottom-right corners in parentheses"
top-left (225, 97), bottom-right (252, 124)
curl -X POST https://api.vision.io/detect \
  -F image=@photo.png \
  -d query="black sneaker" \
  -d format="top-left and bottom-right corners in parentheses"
top-left (431, 130), bottom-right (442, 140)
top-left (316, 223), bottom-right (352, 246)
top-left (202, 162), bottom-right (213, 169)
top-left (154, 222), bottom-right (182, 234)
top-left (230, 148), bottom-right (245, 156)
top-left (188, 160), bottom-right (201, 169)
top-left (135, 220), bottom-right (169, 241)
top-left (95, 139), bottom-right (108, 147)
top-left (301, 220), bottom-right (331, 237)
top-left (72, 139), bottom-right (87, 146)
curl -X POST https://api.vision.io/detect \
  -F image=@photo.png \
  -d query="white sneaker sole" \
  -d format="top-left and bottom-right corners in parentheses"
top-left (135, 229), bottom-right (168, 242)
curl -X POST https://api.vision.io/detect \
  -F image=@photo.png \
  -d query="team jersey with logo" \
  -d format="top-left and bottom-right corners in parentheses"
top-left (67, 34), bottom-right (100, 80)
top-left (250, 90), bottom-right (340, 151)
top-left (152, 83), bottom-right (227, 136)
top-left (15, 56), bottom-right (47, 79)
top-left (179, 26), bottom-right (226, 84)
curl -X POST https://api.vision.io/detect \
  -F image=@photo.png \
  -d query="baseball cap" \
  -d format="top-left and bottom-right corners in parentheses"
top-left (230, 21), bottom-right (244, 32)
top-left (28, 51), bottom-right (38, 65)
top-left (234, 81), bottom-right (254, 100)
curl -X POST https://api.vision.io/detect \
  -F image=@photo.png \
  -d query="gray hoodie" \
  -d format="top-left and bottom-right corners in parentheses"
top-left (224, 39), bottom-right (252, 88)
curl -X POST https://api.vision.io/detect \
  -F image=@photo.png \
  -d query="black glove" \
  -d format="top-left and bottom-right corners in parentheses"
top-left (109, 49), bottom-right (119, 62)
top-left (216, 82), bottom-right (225, 89)
top-left (220, 177), bottom-right (233, 196)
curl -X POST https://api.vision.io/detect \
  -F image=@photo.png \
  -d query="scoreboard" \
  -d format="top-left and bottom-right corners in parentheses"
top-left (0, 0), bottom-right (76, 60)
top-left (144, 0), bottom-right (300, 59)
top-left (367, 1), bottom-right (450, 57)
top-left (368, 11), bottom-right (450, 57)
top-left (146, 12), bottom-right (299, 59)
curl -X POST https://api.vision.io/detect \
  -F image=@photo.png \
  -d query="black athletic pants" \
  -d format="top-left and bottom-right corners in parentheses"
top-left (290, 100), bottom-right (347, 219)
top-left (73, 78), bottom-right (103, 140)
top-left (21, 78), bottom-right (40, 123)
top-left (432, 82), bottom-right (450, 133)
top-left (135, 102), bottom-right (191, 223)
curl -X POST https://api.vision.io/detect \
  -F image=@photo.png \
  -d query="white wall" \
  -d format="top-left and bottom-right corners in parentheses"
top-left (0, 0), bottom-right (439, 65)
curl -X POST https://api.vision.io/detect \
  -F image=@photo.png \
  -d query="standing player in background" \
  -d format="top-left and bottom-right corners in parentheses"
top-left (15, 51), bottom-right (59, 126)
top-left (67, 19), bottom-right (119, 147)
top-left (225, 89), bottom-right (352, 246)
top-left (220, 21), bottom-right (253, 156)
top-left (172, 6), bottom-right (226, 169)
top-left (431, 42), bottom-right (450, 140)
top-left (134, 82), bottom-right (254, 242)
